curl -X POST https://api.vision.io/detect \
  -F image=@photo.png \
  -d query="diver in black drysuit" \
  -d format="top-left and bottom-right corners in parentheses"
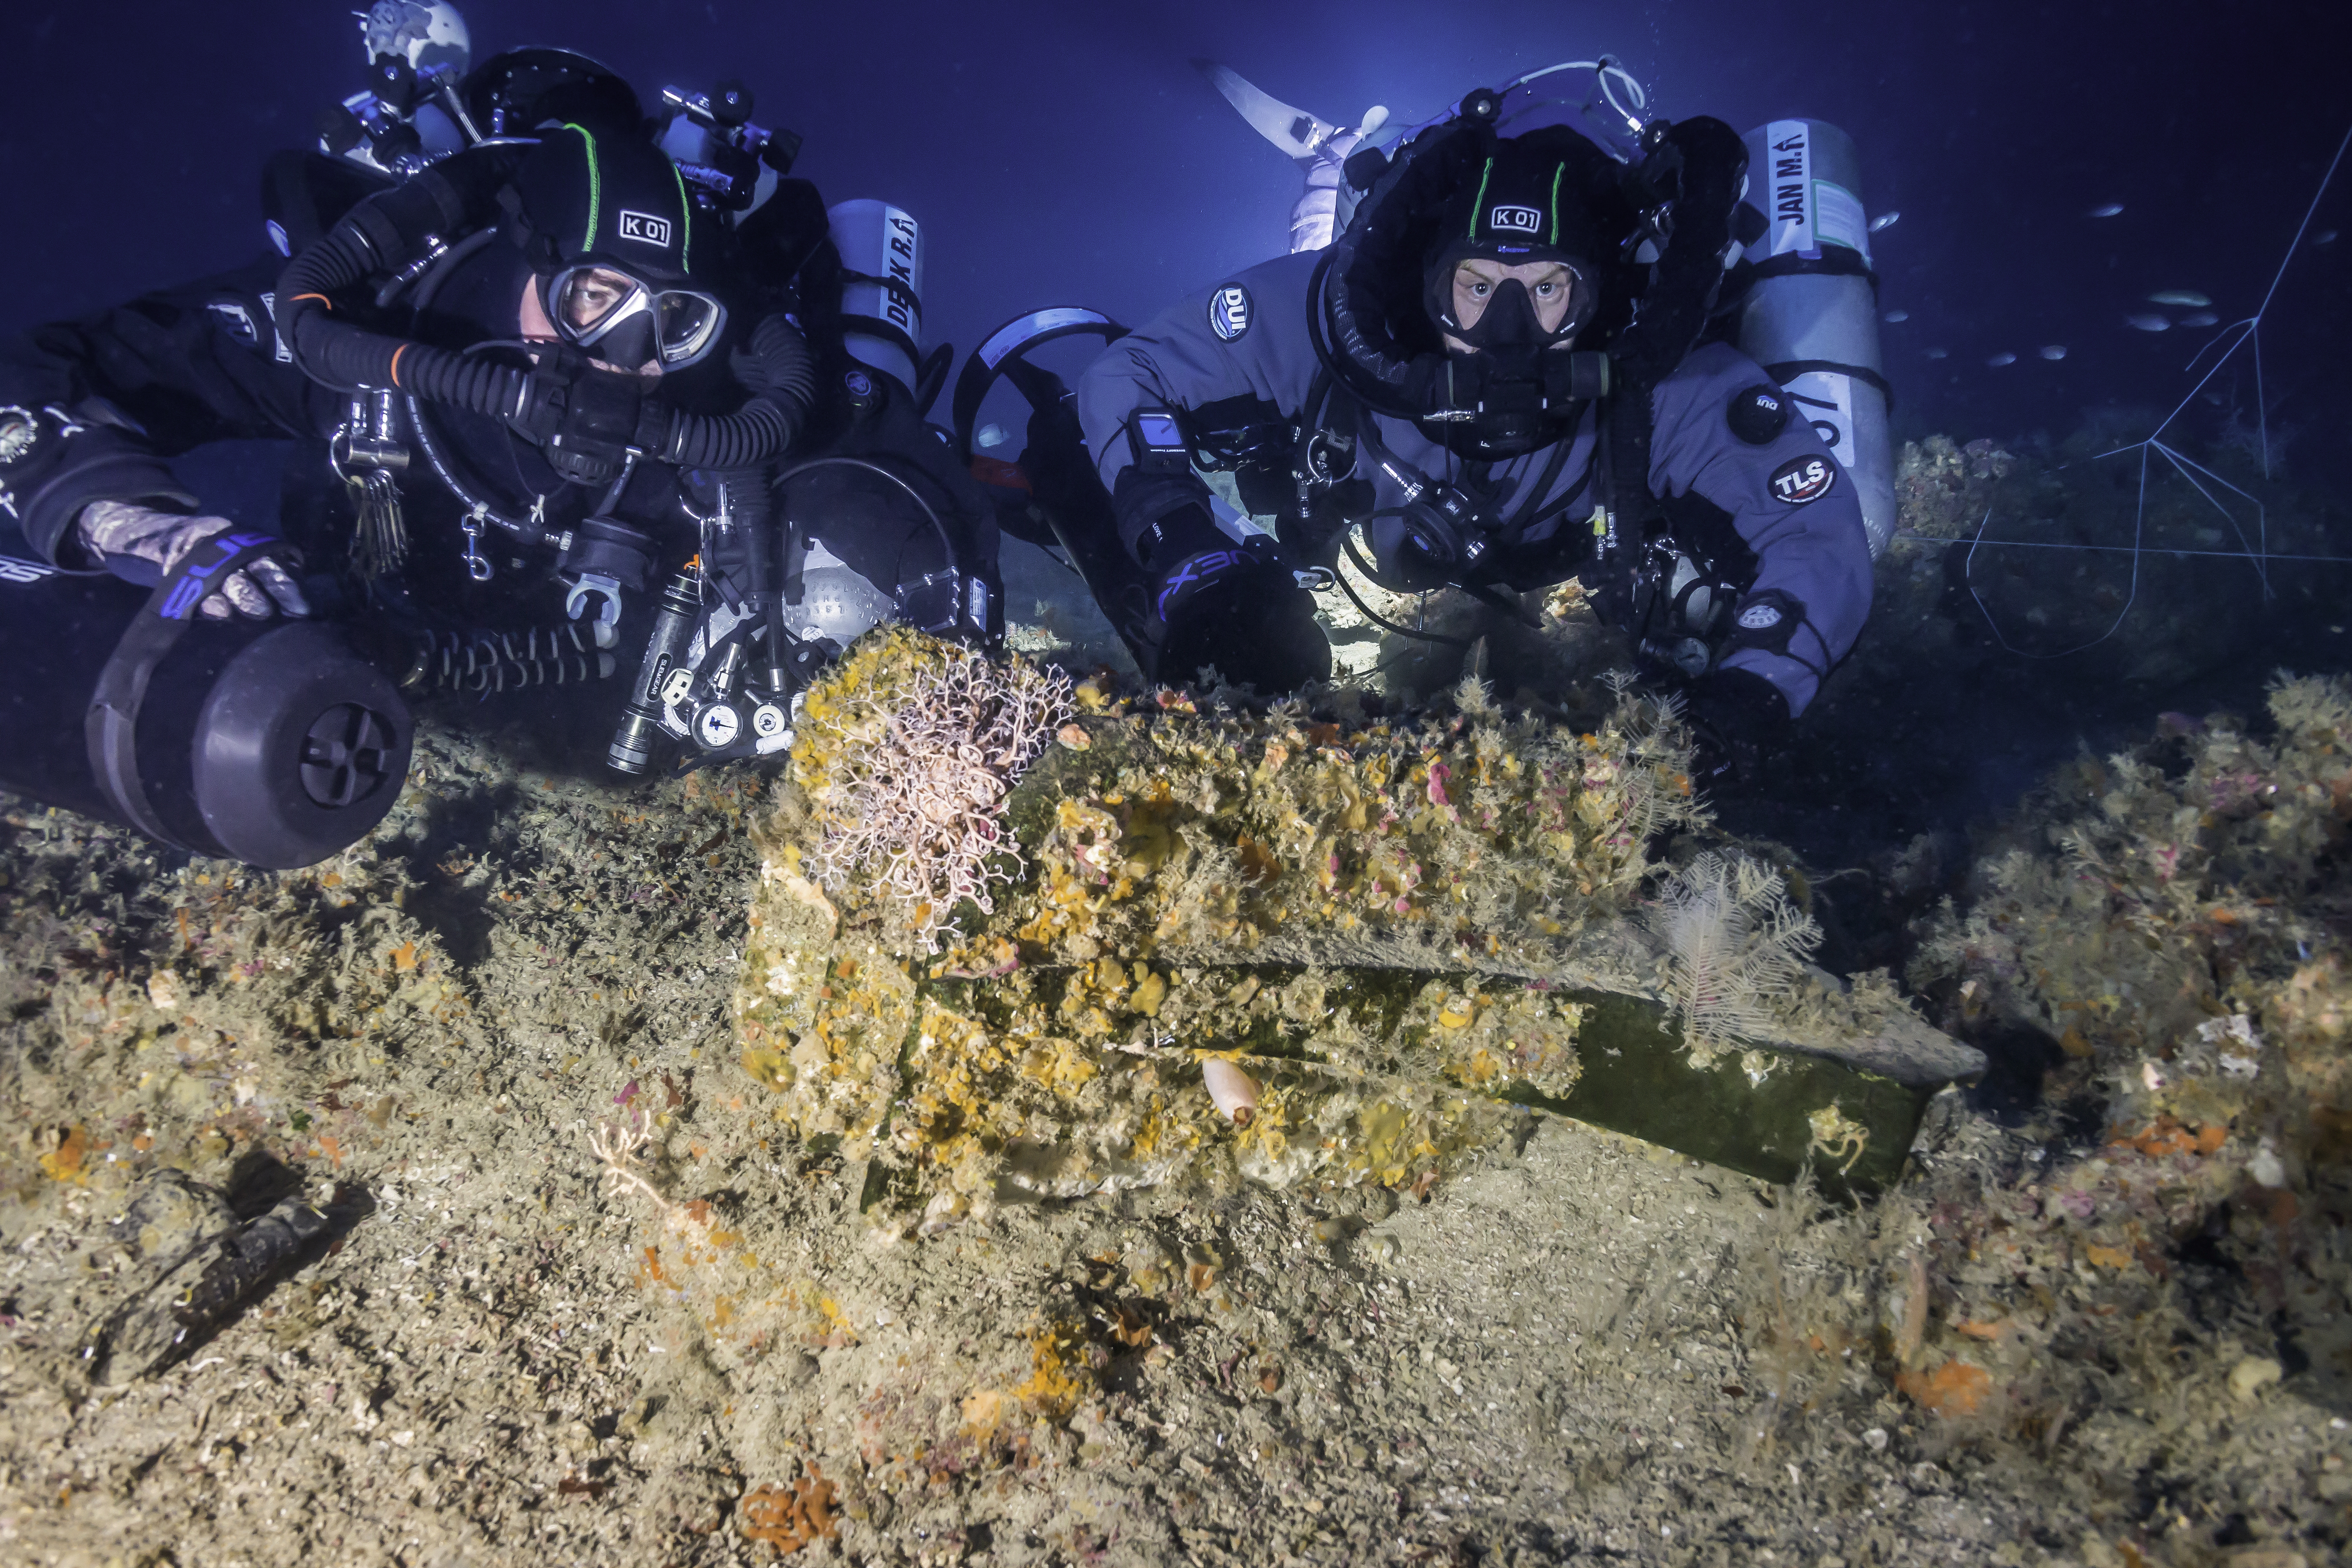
top-left (0, 57), bottom-right (997, 754)
top-left (1038, 99), bottom-right (1871, 780)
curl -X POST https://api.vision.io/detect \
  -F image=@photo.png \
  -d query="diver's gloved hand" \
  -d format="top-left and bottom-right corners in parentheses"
top-left (1112, 469), bottom-right (1221, 567)
top-left (74, 502), bottom-right (310, 620)
top-left (1684, 666), bottom-right (1790, 790)
top-left (1147, 534), bottom-right (1332, 692)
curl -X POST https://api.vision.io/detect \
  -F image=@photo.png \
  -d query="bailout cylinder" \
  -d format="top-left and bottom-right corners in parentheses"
top-left (827, 199), bottom-right (925, 392)
top-left (1736, 119), bottom-right (1895, 558)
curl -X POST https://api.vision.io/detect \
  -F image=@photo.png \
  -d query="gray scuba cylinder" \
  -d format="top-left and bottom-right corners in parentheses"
top-left (1735, 119), bottom-right (1895, 558)
top-left (827, 199), bottom-right (925, 392)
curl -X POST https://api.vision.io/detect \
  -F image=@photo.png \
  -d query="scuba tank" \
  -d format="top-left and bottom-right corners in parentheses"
top-left (828, 199), bottom-right (925, 393)
top-left (1734, 119), bottom-right (1895, 558)
top-left (0, 544), bottom-right (411, 869)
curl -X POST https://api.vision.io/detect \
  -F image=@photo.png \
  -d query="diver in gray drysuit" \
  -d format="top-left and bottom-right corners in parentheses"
top-left (1070, 101), bottom-right (1872, 781)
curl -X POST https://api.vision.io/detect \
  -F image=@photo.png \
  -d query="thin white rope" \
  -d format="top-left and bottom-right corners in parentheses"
top-left (1969, 117), bottom-right (2349, 653)
top-left (2151, 440), bottom-right (2269, 597)
top-left (1957, 539), bottom-right (2352, 563)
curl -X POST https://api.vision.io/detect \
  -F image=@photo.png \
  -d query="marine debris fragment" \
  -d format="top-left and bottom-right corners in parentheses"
top-left (738, 630), bottom-right (1978, 1218)
top-left (81, 1182), bottom-right (330, 1384)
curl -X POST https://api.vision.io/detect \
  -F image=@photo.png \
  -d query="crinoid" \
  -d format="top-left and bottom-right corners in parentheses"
top-left (1647, 851), bottom-right (1821, 1066)
top-left (805, 643), bottom-right (1072, 951)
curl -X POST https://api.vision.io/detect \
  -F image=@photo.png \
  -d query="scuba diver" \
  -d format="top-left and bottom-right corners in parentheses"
top-left (0, 31), bottom-right (998, 867)
top-left (967, 82), bottom-right (1874, 784)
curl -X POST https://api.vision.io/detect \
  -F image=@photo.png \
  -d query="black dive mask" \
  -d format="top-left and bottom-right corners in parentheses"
top-left (1418, 249), bottom-right (1600, 458)
top-left (1453, 275), bottom-right (1545, 351)
top-left (542, 263), bottom-right (728, 371)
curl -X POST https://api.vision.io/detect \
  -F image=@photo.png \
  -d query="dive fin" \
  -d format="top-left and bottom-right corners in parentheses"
top-left (1192, 59), bottom-right (1338, 163)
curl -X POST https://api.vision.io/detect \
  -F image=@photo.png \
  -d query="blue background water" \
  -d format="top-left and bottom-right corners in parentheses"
top-left (0, 0), bottom-right (2342, 473)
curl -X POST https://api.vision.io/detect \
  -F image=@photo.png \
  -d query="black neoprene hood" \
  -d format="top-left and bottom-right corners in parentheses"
top-left (1421, 132), bottom-right (1620, 339)
top-left (508, 124), bottom-right (704, 291)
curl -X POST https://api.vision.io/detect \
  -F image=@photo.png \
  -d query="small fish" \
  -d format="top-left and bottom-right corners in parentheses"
top-left (1882, 309), bottom-right (1909, 323)
top-left (2316, 229), bottom-right (2339, 246)
top-left (1925, 347), bottom-right (1948, 360)
top-left (2088, 202), bottom-right (2126, 218)
top-left (2177, 311), bottom-right (2219, 328)
top-left (2148, 290), bottom-right (2211, 308)
top-left (2125, 313), bottom-right (2171, 332)
top-left (1986, 352), bottom-right (2017, 367)
top-left (2040, 344), bottom-right (2067, 360)
top-left (1868, 211), bottom-right (1900, 233)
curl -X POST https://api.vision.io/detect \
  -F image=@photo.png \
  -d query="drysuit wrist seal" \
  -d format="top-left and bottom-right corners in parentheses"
top-left (1717, 588), bottom-right (1811, 661)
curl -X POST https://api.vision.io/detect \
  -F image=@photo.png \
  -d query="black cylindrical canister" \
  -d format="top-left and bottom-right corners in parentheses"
top-left (0, 551), bottom-right (411, 869)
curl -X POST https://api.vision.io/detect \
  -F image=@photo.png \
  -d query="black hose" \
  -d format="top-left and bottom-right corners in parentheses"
top-left (403, 384), bottom-right (553, 546)
top-left (662, 315), bottom-right (811, 469)
top-left (281, 168), bottom-right (815, 470)
top-left (775, 455), bottom-right (961, 583)
top-left (715, 466), bottom-right (783, 674)
top-left (399, 252), bottom-right (553, 547)
top-left (1337, 531), bottom-right (1472, 648)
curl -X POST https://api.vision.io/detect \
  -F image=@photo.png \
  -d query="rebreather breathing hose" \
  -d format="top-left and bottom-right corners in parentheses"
top-left (278, 176), bottom-right (815, 472)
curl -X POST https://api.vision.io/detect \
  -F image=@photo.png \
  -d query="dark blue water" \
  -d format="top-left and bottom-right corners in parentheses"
top-left (1, 0), bottom-right (2342, 474)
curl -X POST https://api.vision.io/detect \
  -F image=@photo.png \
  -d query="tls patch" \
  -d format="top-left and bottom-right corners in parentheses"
top-left (1208, 284), bottom-right (1252, 343)
top-left (1727, 383), bottom-right (1789, 444)
top-left (1767, 454), bottom-right (1837, 505)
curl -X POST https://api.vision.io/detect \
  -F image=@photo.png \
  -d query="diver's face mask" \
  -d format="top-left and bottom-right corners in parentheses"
top-left (1419, 252), bottom-right (1600, 458)
top-left (543, 263), bottom-right (727, 372)
top-left (1433, 254), bottom-right (1596, 352)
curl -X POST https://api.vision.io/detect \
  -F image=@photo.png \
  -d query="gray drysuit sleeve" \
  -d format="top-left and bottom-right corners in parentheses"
top-left (1649, 343), bottom-right (1874, 713)
top-left (1077, 251), bottom-right (1324, 493)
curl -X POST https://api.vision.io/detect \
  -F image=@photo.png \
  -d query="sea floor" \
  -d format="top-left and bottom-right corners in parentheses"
top-left (3, 449), bottom-right (2350, 1565)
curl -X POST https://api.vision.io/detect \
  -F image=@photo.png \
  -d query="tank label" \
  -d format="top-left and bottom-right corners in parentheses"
top-left (1763, 119), bottom-right (1818, 259)
top-left (1208, 284), bottom-right (1253, 343)
top-left (883, 209), bottom-right (921, 338)
top-left (1782, 372), bottom-right (1856, 468)
top-left (1812, 180), bottom-right (1867, 256)
top-left (1767, 453), bottom-right (1838, 505)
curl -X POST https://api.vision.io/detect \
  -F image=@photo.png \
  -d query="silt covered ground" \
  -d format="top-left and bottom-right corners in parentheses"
top-left (1, 429), bottom-right (2349, 1566)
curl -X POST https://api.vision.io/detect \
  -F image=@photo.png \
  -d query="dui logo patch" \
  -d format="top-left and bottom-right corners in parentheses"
top-left (617, 209), bottom-right (674, 248)
top-left (1767, 454), bottom-right (1837, 505)
top-left (1208, 284), bottom-right (1252, 343)
top-left (1727, 383), bottom-right (1789, 445)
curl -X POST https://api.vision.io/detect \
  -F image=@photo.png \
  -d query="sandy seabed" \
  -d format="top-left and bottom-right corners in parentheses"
top-left (4, 435), bottom-right (2349, 1565)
